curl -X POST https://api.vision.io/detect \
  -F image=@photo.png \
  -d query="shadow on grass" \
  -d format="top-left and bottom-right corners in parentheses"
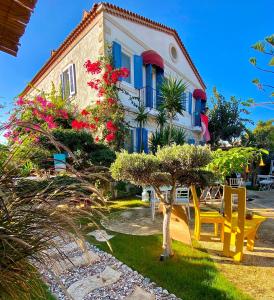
top-left (87, 233), bottom-right (252, 300)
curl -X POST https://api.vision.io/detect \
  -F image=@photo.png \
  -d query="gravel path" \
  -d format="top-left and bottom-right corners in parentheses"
top-left (37, 239), bottom-right (180, 300)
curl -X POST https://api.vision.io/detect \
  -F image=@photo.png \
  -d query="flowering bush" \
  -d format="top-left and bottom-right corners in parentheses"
top-left (71, 56), bottom-right (129, 148)
top-left (5, 86), bottom-right (74, 144)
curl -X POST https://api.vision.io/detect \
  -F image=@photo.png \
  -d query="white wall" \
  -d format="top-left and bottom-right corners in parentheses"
top-left (104, 13), bottom-right (202, 140)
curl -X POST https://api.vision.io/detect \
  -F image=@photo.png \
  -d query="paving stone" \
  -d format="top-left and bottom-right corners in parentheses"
top-left (50, 250), bottom-right (99, 275)
top-left (67, 266), bottom-right (121, 300)
top-left (125, 286), bottom-right (156, 300)
top-left (87, 229), bottom-right (114, 241)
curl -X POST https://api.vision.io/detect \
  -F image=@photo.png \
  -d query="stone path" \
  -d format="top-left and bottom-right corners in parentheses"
top-left (38, 238), bottom-right (180, 300)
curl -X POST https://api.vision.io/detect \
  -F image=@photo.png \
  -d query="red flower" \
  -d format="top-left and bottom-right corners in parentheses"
top-left (81, 109), bottom-right (90, 116)
top-left (84, 60), bottom-right (101, 74)
top-left (94, 117), bottom-right (99, 123)
top-left (106, 120), bottom-right (118, 132)
top-left (72, 120), bottom-right (84, 130)
top-left (96, 100), bottom-right (101, 105)
top-left (107, 98), bottom-right (117, 105)
top-left (105, 64), bottom-right (113, 72)
top-left (98, 87), bottom-right (106, 97)
top-left (95, 136), bottom-right (100, 143)
top-left (119, 67), bottom-right (129, 78)
top-left (89, 124), bottom-right (96, 130)
top-left (105, 132), bottom-right (116, 143)
top-left (110, 71), bottom-right (119, 84)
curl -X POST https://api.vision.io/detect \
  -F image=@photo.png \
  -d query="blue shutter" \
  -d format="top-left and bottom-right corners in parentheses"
top-left (145, 64), bottom-right (153, 108)
top-left (156, 68), bottom-right (164, 108)
top-left (134, 55), bottom-right (143, 89)
top-left (201, 100), bottom-right (206, 114)
top-left (112, 41), bottom-right (121, 69)
top-left (142, 128), bottom-right (148, 153)
top-left (136, 127), bottom-right (141, 152)
top-left (188, 92), bottom-right (192, 114)
top-left (194, 99), bottom-right (201, 126)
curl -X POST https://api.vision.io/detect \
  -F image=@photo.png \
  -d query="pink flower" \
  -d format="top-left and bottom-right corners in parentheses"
top-left (16, 97), bottom-right (25, 106)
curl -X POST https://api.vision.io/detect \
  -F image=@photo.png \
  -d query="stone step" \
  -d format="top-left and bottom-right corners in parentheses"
top-left (67, 266), bottom-right (121, 300)
top-left (49, 250), bottom-right (99, 275)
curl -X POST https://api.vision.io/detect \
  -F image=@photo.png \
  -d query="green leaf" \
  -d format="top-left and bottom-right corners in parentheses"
top-left (251, 41), bottom-right (265, 52)
top-left (269, 57), bottom-right (274, 66)
top-left (249, 57), bottom-right (257, 65)
top-left (265, 34), bottom-right (274, 46)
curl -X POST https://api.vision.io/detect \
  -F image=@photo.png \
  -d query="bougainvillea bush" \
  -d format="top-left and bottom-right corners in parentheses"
top-left (71, 55), bottom-right (130, 149)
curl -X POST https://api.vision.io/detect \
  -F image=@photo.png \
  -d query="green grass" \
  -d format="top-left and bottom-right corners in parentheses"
top-left (86, 198), bottom-right (253, 300)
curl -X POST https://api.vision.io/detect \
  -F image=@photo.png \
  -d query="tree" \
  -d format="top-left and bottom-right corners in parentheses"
top-left (206, 147), bottom-right (268, 183)
top-left (241, 120), bottom-right (274, 152)
top-left (208, 87), bottom-right (251, 148)
top-left (249, 34), bottom-right (274, 98)
top-left (134, 101), bottom-right (149, 152)
top-left (160, 78), bottom-right (187, 144)
top-left (111, 145), bottom-right (212, 259)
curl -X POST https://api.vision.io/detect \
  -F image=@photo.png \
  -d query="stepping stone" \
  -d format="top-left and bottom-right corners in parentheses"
top-left (46, 241), bottom-right (85, 258)
top-left (125, 286), bottom-right (155, 300)
top-left (50, 250), bottom-right (99, 275)
top-left (67, 266), bottom-right (121, 300)
top-left (87, 229), bottom-right (114, 241)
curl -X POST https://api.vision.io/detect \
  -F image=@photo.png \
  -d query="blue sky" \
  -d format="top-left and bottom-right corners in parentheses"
top-left (0, 0), bottom-right (273, 132)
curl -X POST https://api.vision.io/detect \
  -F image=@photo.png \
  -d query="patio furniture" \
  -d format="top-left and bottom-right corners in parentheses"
top-left (223, 185), bottom-right (266, 262)
top-left (257, 175), bottom-right (274, 190)
top-left (228, 178), bottom-right (244, 187)
top-left (191, 185), bottom-right (224, 241)
top-left (174, 187), bottom-right (191, 220)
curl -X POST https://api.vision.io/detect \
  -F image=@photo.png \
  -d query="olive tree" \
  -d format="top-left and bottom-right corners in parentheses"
top-left (110, 145), bottom-right (212, 259)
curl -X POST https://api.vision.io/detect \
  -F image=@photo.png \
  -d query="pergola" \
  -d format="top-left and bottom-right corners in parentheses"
top-left (0, 0), bottom-right (37, 56)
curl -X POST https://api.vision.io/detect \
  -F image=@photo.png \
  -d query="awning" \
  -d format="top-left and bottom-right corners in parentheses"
top-left (141, 50), bottom-right (164, 69)
top-left (0, 0), bottom-right (38, 56)
top-left (193, 89), bottom-right (207, 101)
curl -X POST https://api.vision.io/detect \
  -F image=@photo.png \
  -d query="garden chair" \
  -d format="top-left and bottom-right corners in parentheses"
top-left (174, 187), bottom-right (191, 220)
top-left (190, 185), bottom-right (224, 241)
top-left (222, 185), bottom-right (266, 262)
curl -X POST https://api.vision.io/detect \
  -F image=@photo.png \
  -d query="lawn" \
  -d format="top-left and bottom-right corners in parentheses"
top-left (86, 199), bottom-right (253, 300)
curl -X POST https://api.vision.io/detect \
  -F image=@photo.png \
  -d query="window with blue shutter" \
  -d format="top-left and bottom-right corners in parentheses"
top-left (134, 55), bottom-right (143, 89)
top-left (112, 41), bottom-right (122, 69)
top-left (136, 127), bottom-right (148, 153)
top-left (145, 64), bottom-right (153, 108)
top-left (156, 68), bottom-right (164, 108)
top-left (188, 92), bottom-right (192, 114)
top-left (181, 92), bottom-right (187, 111)
top-left (125, 129), bottom-right (134, 153)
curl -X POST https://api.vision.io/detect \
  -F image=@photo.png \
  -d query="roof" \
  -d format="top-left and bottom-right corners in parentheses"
top-left (0, 0), bottom-right (37, 56)
top-left (22, 2), bottom-right (205, 96)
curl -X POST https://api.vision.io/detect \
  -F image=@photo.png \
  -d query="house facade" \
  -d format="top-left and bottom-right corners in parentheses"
top-left (22, 2), bottom-right (208, 152)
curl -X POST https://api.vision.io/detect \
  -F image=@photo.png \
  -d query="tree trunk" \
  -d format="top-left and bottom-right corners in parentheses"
top-left (168, 115), bottom-right (173, 145)
top-left (161, 203), bottom-right (173, 259)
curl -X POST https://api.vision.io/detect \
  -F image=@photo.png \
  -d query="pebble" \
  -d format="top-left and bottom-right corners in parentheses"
top-left (35, 240), bottom-right (180, 300)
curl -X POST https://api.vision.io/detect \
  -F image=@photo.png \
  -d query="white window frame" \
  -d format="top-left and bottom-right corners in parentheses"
top-left (121, 48), bottom-right (134, 87)
top-left (61, 63), bottom-right (76, 99)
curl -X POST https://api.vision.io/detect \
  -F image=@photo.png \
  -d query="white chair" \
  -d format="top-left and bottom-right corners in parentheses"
top-left (229, 178), bottom-right (244, 187)
top-left (175, 187), bottom-right (191, 220)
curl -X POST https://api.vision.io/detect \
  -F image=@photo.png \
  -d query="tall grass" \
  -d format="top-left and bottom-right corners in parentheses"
top-left (0, 121), bottom-right (108, 299)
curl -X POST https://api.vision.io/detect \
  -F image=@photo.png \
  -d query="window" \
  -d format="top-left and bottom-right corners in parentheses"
top-left (169, 44), bottom-right (178, 62)
top-left (124, 129), bottom-right (134, 153)
top-left (61, 64), bottom-right (76, 99)
top-left (121, 52), bottom-right (131, 84)
top-left (181, 92), bottom-right (187, 111)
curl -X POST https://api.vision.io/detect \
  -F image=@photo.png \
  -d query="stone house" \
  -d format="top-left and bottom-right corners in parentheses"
top-left (22, 2), bottom-right (208, 152)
